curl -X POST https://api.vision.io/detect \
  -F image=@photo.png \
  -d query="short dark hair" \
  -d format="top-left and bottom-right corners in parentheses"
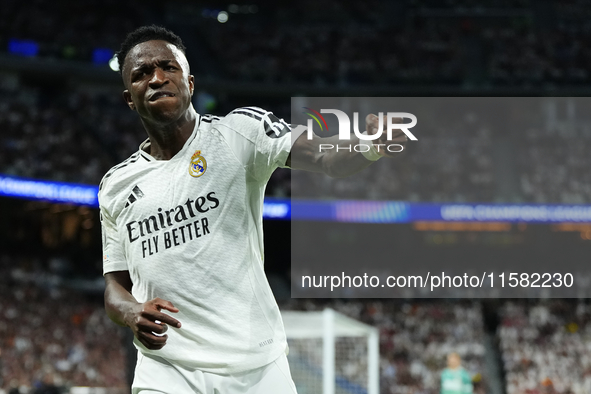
top-left (116, 25), bottom-right (187, 74)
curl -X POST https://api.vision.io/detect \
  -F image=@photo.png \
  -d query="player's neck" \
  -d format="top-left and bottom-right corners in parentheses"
top-left (143, 108), bottom-right (198, 160)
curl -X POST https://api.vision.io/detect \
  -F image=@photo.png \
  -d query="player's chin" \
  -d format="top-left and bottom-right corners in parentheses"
top-left (148, 100), bottom-right (178, 111)
top-left (149, 107), bottom-right (184, 124)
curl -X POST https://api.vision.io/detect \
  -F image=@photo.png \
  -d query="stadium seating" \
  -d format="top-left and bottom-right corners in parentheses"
top-left (498, 300), bottom-right (591, 394)
top-left (0, 253), bottom-right (127, 391)
top-left (282, 300), bottom-right (487, 394)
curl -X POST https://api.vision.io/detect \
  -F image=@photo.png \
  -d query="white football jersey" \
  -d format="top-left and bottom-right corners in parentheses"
top-left (99, 107), bottom-right (296, 374)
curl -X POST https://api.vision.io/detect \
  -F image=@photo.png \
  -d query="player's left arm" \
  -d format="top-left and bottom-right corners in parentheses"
top-left (287, 114), bottom-right (408, 177)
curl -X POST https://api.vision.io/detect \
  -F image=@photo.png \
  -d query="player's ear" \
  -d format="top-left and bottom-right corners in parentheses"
top-left (123, 90), bottom-right (135, 111)
top-left (188, 75), bottom-right (195, 97)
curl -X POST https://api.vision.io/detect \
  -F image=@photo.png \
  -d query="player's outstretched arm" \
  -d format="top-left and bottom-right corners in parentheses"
top-left (104, 271), bottom-right (182, 350)
top-left (288, 114), bottom-right (408, 177)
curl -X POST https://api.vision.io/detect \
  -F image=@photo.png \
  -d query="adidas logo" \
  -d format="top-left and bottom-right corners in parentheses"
top-left (125, 185), bottom-right (144, 208)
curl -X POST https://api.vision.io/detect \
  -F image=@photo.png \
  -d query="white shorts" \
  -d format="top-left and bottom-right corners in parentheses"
top-left (132, 351), bottom-right (298, 394)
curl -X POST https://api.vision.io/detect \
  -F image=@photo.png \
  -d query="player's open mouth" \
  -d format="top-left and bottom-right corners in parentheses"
top-left (149, 92), bottom-right (176, 101)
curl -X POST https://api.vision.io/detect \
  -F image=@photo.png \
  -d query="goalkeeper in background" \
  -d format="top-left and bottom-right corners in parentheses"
top-left (440, 353), bottom-right (473, 394)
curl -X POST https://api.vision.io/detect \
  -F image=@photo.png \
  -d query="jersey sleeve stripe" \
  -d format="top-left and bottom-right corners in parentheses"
top-left (279, 119), bottom-right (291, 130)
top-left (242, 107), bottom-right (268, 116)
top-left (231, 110), bottom-right (264, 121)
top-left (201, 115), bottom-right (222, 123)
top-left (99, 153), bottom-right (142, 191)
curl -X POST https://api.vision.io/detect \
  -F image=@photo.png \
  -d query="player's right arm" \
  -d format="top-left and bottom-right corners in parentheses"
top-left (289, 114), bottom-right (408, 177)
top-left (99, 174), bottom-right (181, 350)
top-left (104, 270), bottom-right (182, 350)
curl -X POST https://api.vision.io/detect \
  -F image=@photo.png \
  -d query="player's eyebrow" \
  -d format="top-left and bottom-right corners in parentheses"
top-left (157, 59), bottom-right (176, 67)
top-left (131, 64), bottom-right (150, 72)
top-left (131, 59), bottom-right (176, 72)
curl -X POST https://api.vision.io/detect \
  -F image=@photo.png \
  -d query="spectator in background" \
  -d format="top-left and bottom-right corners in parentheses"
top-left (441, 353), bottom-right (473, 394)
top-left (33, 373), bottom-right (60, 394)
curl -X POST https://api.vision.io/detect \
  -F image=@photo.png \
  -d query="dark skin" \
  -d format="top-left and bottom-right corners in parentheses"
top-left (105, 39), bottom-right (408, 350)
top-left (122, 40), bottom-right (196, 160)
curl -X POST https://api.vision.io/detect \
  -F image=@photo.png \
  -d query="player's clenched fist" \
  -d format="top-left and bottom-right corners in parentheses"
top-left (125, 297), bottom-right (182, 350)
top-left (365, 113), bottom-right (408, 158)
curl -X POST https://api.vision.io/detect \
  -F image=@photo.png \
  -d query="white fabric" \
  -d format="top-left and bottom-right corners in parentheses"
top-left (99, 108), bottom-right (293, 374)
top-left (132, 352), bottom-right (298, 394)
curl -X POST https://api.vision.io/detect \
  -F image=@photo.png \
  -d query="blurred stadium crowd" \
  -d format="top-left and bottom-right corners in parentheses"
top-left (4, 259), bottom-right (590, 394)
top-left (0, 1), bottom-right (591, 203)
top-left (5, 74), bottom-right (591, 204)
top-left (0, 253), bottom-right (127, 393)
top-left (3, 0), bottom-right (591, 86)
top-left (283, 300), bottom-right (487, 394)
top-left (499, 301), bottom-right (591, 394)
top-left (0, 80), bottom-right (142, 185)
top-left (0, 0), bottom-right (589, 393)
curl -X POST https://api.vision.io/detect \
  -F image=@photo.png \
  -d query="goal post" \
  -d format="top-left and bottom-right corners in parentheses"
top-left (281, 308), bottom-right (379, 394)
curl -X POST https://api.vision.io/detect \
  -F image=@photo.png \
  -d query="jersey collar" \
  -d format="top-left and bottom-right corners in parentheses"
top-left (138, 113), bottom-right (201, 162)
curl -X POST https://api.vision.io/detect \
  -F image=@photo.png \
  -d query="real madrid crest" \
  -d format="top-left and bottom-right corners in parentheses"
top-left (189, 150), bottom-right (207, 177)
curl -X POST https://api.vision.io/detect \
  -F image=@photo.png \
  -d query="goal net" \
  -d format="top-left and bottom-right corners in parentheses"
top-left (281, 308), bottom-right (379, 394)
